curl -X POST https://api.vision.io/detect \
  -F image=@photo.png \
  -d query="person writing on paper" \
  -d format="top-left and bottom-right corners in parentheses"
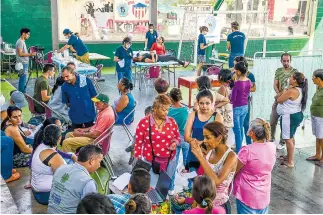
top-left (58, 29), bottom-right (90, 64)
top-left (114, 37), bottom-right (134, 82)
top-left (145, 24), bottom-right (158, 51)
top-left (227, 21), bottom-right (246, 68)
top-left (150, 36), bottom-right (166, 55)
top-left (1, 105), bottom-right (33, 167)
top-left (197, 26), bottom-right (214, 76)
top-left (133, 52), bottom-right (190, 68)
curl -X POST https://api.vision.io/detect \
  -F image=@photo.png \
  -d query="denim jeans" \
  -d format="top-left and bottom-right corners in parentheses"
top-left (236, 199), bottom-right (268, 214)
top-left (243, 101), bottom-right (252, 145)
top-left (229, 53), bottom-right (244, 68)
top-left (117, 69), bottom-right (132, 83)
top-left (32, 189), bottom-right (50, 205)
top-left (0, 134), bottom-right (14, 180)
top-left (18, 63), bottom-right (29, 93)
top-left (169, 136), bottom-right (189, 190)
top-left (233, 105), bottom-right (248, 153)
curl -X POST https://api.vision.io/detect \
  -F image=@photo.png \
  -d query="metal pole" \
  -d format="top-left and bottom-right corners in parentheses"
top-left (263, 10), bottom-right (269, 57)
top-left (177, 10), bottom-right (187, 59)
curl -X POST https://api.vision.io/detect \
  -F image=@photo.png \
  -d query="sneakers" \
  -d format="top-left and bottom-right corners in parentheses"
top-left (275, 140), bottom-right (286, 150)
top-left (168, 190), bottom-right (175, 196)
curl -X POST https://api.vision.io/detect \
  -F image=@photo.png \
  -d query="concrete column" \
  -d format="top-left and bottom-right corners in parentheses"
top-left (51, 0), bottom-right (59, 50)
top-left (150, 0), bottom-right (157, 26)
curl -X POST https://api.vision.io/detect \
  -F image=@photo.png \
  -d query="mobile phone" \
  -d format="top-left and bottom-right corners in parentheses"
top-left (200, 142), bottom-right (207, 151)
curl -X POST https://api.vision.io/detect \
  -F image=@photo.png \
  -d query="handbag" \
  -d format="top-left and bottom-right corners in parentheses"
top-left (149, 117), bottom-right (173, 174)
top-left (216, 88), bottom-right (233, 128)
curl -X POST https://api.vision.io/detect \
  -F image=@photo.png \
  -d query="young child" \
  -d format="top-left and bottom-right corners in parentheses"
top-left (176, 175), bottom-right (226, 214)
top-left (125, 193), bottom-right (152, 214)
top-left (126, 106), bottom-right (152, 165)
top-left (197, 26), bottom-right (214, 76)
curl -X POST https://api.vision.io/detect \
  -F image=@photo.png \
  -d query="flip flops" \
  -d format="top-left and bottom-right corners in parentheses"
top-left (183, 62), bottom-right (190, 68)
top-left (280, 161), bottom-right (294, 168)
top-left (278, 155), bottom-right (288, 161)
top-left (315, 161), bottom-right (323, 167)
top-left (5, 172), bottom-right (20, 183)
top-left (306, 156), bottom-right (320, 162)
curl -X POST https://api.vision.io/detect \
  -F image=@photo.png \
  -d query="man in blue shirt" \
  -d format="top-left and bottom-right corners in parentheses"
top-left (58, 29), bottom-right (90, 64)
top-left (144, 24), bottom-right (158, 50)
top-left (114, 37), bottom-right (133, 82)
top-left (108, 168), bottom-right (150, 214)
top-left (61, 66), bottom-right (97, 129)
top-left (227, 21), bottom-right (246, 68)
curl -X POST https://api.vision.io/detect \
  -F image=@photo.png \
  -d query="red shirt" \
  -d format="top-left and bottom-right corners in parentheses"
top-left (150, 42), bottom-right (166, 55)
top-left (134, 115), bottom-right (180, 162)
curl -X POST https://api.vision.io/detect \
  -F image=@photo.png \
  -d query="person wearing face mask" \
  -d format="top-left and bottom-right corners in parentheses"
top-left (33, 64), bottom-right (56, 114)
top-left (197, 26), bottom-right (214, 76)
top-left (114, 37), bottom-right (134, 82)
top-left (58, 29), bottom-right (90, 64)
top-left (16, 28), bottom-right (37, 93)
top-left (226, 21), bottom-right (246, 69)
top-left (144, 24), bottom-right (158, 51)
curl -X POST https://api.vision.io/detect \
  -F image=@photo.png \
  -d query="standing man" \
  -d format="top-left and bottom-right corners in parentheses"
top-left (270, 53), bottom-right (298, 145)
top-left (58, 29), bottom-right (90, 64)
top-left (16, 28), bottom-right (36, 93)
top-left (48, 145), bottom-right (103, 214)
top-left (144, 24), bottom-right (158, 51)
top-left (33, 63), bottom-right (56, 113)
top-left (61, 66), bottom-right (97, 129)
top-left (226, 21), bottom-right (246, 68)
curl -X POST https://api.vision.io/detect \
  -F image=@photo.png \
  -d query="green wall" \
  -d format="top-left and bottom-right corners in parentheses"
top-left (314, 0), bottom-right (323, 50)
top-left (1, 0), bottom-right (52, 53)
top-left (0, 0), bottom-right (320, 67)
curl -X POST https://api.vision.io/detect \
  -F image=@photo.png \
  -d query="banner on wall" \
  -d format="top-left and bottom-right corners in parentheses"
top-left (198, 16), bottom-right (222, 44)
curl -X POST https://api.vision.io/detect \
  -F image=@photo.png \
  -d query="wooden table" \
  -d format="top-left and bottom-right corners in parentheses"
top-left (178, 75), bottom-right (221, 107)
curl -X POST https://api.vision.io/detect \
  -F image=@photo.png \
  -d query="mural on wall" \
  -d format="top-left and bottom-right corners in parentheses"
top-left (114, 0), bottom-right (150, 34)
top-left (58, 0), bottom-right (150, 41)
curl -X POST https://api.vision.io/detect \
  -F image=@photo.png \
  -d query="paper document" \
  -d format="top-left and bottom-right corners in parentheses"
top-left (112, 172), bottom-right (131, 191)
top-left (180, 171), bottom-right (198, 179)
top-left (22, 124), bottom-right (42, 139)
top-left (118, 59), bottom-right (125, 68)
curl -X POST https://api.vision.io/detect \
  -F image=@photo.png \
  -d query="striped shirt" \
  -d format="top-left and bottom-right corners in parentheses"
top-left (274, 67), bottom-right (298, 92)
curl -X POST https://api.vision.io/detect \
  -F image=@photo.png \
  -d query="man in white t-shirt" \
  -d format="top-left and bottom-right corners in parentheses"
top-left (16, 28), bottom-right (36, 93)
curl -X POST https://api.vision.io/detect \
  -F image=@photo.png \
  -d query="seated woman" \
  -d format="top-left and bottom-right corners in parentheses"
top-left (31, 124), bottom-right (66, 205)
top-left (115, 78), bottom-right (135, 125)
top-left (48, 76), bottom-right (70, 124)
top-left (1, 105), bottom-right (32, 168)
top-left (133, 52), bottom-right (190, 68)
top-left (150, 36), bottom-right (166, 55)
top-left (33, 117), bottom-right (76, 164)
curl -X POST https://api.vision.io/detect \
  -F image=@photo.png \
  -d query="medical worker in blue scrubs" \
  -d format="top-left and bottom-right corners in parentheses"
top-left (114, 37), bottom-right (134, 82)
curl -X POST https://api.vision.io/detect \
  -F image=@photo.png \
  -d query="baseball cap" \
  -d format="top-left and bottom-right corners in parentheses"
top-left (10, 91), bottom-right (27, 108)
top-left (91, 94), bottom-right (109, 104)
top-left (63, 29), bottom-right (73, 35)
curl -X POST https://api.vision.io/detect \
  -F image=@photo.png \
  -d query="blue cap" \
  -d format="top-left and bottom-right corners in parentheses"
top-left (63, 29), bottom-right (72, 35)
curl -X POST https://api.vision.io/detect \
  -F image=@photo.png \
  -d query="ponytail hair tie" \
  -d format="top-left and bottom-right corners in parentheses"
top-left (201, 199), bottom-right (207, 207)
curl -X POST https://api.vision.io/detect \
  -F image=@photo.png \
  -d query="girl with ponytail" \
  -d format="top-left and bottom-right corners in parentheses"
top-left (125, 193), bottom-right (152, 214)
top-left (234, 118), bottom-right (276, 214)
top-left (179, 175), bottom-right (225, 214)
top-left (277, 72), bottom-right (308, 168)
top-left (115, 77), bottom-right (136, 125)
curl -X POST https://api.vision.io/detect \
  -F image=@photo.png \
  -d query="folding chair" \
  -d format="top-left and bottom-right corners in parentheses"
top-left (24, 93), bottom-right (46, 117)
top-left (40, 101), bottom-right (71, 127)
top-left (90, 64), bottom-right (103, 93)
top-left (122, 101), bottom-right (136, 143)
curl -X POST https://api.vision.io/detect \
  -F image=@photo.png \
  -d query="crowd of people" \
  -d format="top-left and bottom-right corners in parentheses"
top-left (0, 21), bottom-right (323, 215)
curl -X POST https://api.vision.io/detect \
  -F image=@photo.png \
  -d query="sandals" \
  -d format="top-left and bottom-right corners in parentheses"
top-left (5, 172), bottom-right (20, 183)
top-left (315, 161), bottom-right (323, 167)
top-left (280, 161), bottom-right (294, 168)
top-left (278, 155), bottom-right (288, 161)
top-left (306, 156), bottom-right (321, 162)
